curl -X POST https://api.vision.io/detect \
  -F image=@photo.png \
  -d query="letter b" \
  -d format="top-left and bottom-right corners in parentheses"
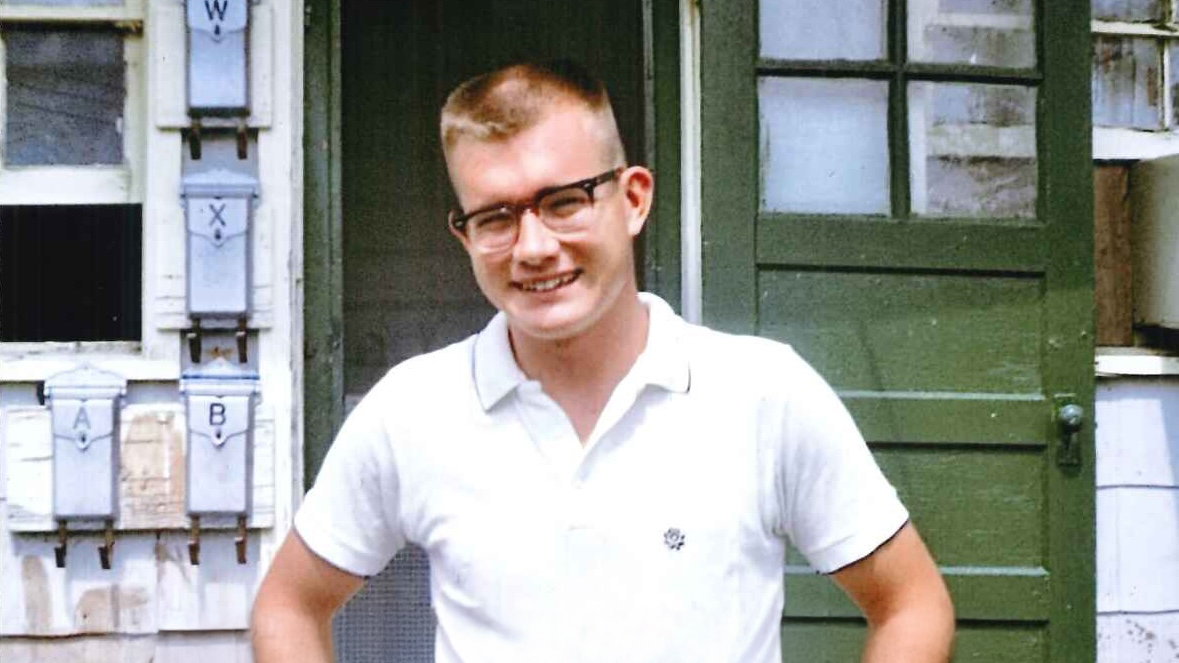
top-left (208, 402), bottom-right (227, 426)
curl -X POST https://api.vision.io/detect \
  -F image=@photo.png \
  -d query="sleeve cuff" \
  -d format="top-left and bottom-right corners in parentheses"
top-left (805, 501), bottom-right (910, 574)
top-left (293, 505), bottom-right (397, 578)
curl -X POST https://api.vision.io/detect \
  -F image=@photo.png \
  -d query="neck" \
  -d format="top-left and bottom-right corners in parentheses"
top-left (509, 288), bottom-right (649, 440)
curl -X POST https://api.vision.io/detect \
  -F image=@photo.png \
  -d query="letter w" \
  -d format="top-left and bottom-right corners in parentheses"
top-left (204, 0), bottom-right (229, 22)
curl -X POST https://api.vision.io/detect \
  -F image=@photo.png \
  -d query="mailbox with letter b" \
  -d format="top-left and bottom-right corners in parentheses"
top-left (181, 358), bottom-right (259, 565)
top-left (182, 168), bottom-right (257, 363)
top-left (45, 365), bottom-right (127, 569)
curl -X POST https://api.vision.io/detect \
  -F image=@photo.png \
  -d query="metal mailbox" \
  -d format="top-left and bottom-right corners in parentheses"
top-left (186, 0), bottom-right (249, 116)
top-left (182, 168), bottom-right (257, 319)
top-left (181, 358), bottom-right (259, 516)
top-left (45, 365), bottom-right (126, 522)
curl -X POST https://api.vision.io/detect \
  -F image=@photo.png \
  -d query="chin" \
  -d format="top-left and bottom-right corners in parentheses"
top-left (507, 304), bottom-right (599, 343)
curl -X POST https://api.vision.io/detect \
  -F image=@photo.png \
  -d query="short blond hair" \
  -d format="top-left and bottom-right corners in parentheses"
top-left (440, 59), bottom-right (626, 164)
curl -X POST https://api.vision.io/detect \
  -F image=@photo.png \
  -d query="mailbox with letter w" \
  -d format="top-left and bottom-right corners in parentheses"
top-left (186, 0), bottom-right (249, 116)
top-left (181, 358), bottom-right (259, 564)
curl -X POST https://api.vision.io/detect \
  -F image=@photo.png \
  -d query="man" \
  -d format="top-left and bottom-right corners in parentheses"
top-left (252, 60), bottom-right (954, 662)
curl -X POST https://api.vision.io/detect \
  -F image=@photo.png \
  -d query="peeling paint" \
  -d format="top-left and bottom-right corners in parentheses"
top-left (75, 587), bottom-right (115, 632)
top-left (20, 556), bottom-right (49, 632)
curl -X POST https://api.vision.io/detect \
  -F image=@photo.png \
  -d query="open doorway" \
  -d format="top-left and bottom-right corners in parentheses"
top-left (334, 2), bottom-right (647, 659)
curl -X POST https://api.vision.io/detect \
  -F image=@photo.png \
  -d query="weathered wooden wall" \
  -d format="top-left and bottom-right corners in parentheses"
top-left (1, 403), bottom-right (275, 647)
top-left (0, 631), bottom-right (252, 663)
top-left (0, 1), bottom-right (303, 661)
top-left (3, 405), bottom-right (274, 533)
top-left (1094, 163), bottom-right (1135, 346)
top-left (1096, 376), bottom-right (1179, 662)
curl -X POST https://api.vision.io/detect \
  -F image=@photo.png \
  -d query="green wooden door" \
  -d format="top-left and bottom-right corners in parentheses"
top-left (701, 1), bottom-right (1094, 661)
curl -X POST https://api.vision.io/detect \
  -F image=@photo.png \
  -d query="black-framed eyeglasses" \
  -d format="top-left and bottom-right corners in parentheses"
top-left (448, 167), bottom-right (624, 251)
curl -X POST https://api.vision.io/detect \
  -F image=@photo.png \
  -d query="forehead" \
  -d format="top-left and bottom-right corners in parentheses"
top-left (447, 106), bottom-right (613, 201)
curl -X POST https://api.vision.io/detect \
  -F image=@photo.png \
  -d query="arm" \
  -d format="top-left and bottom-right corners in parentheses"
top-left (251, 530), bottom-right (366, 663)
top-left (830, 522), bottom-right (955, 663)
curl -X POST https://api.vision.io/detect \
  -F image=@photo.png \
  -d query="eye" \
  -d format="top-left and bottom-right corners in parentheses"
top-left (539, 188), bottom-right (592, 218)
top-left (469, 208), bottom-right (516, 234)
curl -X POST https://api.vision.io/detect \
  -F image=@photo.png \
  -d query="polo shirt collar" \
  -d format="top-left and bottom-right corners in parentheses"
top-left (472, 293), bottom-right (691, 411)
top-left (472, 311), bottom-right (527, 410)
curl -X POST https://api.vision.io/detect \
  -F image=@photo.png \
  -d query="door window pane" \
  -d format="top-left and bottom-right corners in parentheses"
top-left (1092, 36), bottom-right (1162, 130)
top-left (3, 26), bottom-right (125, 166)
top-left (1091, 0), bottom-right (1164, 21)
top-left (759, 0), bottom-right (886, 60)
top-left (909, 82), bottom-right (1037, 218)
top-left (759, 77), bottom-right (890, 215)
top-left (909, 0), bottom-right (1035, 67)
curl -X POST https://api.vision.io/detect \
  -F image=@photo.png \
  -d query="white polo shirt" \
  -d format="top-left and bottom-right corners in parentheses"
top-left (295, 293), bottom-right (908, 663)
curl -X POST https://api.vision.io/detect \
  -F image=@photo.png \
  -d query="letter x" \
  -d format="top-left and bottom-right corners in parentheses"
top-left (208, 202), bottom-right (227, 228)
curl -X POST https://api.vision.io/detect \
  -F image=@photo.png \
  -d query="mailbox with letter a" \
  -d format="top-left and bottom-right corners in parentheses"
top-left (182, 168), bottom-right (257, 320)
top-left (45, 364), bottom-right (127, 568)
top-left (181, 358), bottom-right (258, 564)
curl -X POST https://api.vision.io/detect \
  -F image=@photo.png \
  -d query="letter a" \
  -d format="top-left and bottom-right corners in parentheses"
top-left (73, 406), bottom-right (91, 433)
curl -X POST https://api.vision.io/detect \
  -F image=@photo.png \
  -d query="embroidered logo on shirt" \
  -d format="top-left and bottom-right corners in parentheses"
top-left (663, 528), bottom-right (686, 551)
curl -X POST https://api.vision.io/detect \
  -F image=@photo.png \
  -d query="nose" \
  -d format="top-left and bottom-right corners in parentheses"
top-left (512, 207), bottom-right (560, 264)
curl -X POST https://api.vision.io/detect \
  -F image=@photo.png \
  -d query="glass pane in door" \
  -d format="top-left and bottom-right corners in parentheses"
top-left (909, 0), bottom-right (1035, 67)
top-left (760, 0), bottom-right (887, 60)
top-left (909, 82), bottom-right (1037, 218)
top-left (759, 77), bottom-right (890, 215)
top-left (1091, 0), bottom-right (1164, 21)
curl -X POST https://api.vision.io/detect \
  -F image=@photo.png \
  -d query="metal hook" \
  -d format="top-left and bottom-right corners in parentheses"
top-left (54, 521), bottom-right (68, 568)
top-left (98, 519), bottom-right (114, 570)
top-left (236, 318), bottom-right (249, 364)
top-left (188, 118), bottom-right (203, 160)
top-left (188, 517), bottom-right (201, 566)
top-left (235, 120), bottom-right (248, 160)
top-left (187, 320), bottom-right (203, 364)
top-left (235, 515), bottom-right (248, 564)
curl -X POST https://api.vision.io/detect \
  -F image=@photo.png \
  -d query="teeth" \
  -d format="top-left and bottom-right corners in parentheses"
top-left (520, 273), bottom-right (578, 292)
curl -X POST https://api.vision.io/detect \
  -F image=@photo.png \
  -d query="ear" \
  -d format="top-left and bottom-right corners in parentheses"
top-left (447, 215), bottom-right (474, 251)
top-left (620, 166), bottom-right (655, 237)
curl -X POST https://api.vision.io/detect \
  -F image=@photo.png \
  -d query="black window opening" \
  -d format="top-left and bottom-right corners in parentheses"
top-left (0, 205), bottom-right (142, 342)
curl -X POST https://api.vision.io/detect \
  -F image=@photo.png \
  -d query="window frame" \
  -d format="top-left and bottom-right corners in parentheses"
top-left (1091, 7), bottom-right (1179, 159)
top-left (0, 0), bottom-right (167, 381)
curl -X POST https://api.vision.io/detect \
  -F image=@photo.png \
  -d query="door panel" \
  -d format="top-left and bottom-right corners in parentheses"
top-left (702, 1), bottom-right (1094, 661)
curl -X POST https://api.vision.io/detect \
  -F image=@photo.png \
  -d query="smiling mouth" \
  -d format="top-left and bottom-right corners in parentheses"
top-left (515, 270), bottom-right (582, 293)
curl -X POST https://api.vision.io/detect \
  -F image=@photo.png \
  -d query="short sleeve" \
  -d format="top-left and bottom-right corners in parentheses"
top-left (776, 352), bottom-right (909, 574)
top-left (294, 388), bottom-right (406, 577)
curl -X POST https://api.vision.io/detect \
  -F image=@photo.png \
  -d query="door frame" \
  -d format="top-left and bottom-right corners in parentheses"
top-left (698, 0), bottom-right (1095, 660)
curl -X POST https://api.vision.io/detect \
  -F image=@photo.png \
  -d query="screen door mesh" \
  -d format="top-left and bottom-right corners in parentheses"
top-left (333, 545), bottom-right (435, 663)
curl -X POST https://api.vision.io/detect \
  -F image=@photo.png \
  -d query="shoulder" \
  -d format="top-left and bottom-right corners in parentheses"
top-left (348, 335), bottom-right (478, 426)
top-left (679, 322), bottom-right (828, 398)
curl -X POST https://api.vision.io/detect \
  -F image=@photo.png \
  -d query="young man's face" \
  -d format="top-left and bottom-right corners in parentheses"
top-left (446, 104), bottom-right (652, 345)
